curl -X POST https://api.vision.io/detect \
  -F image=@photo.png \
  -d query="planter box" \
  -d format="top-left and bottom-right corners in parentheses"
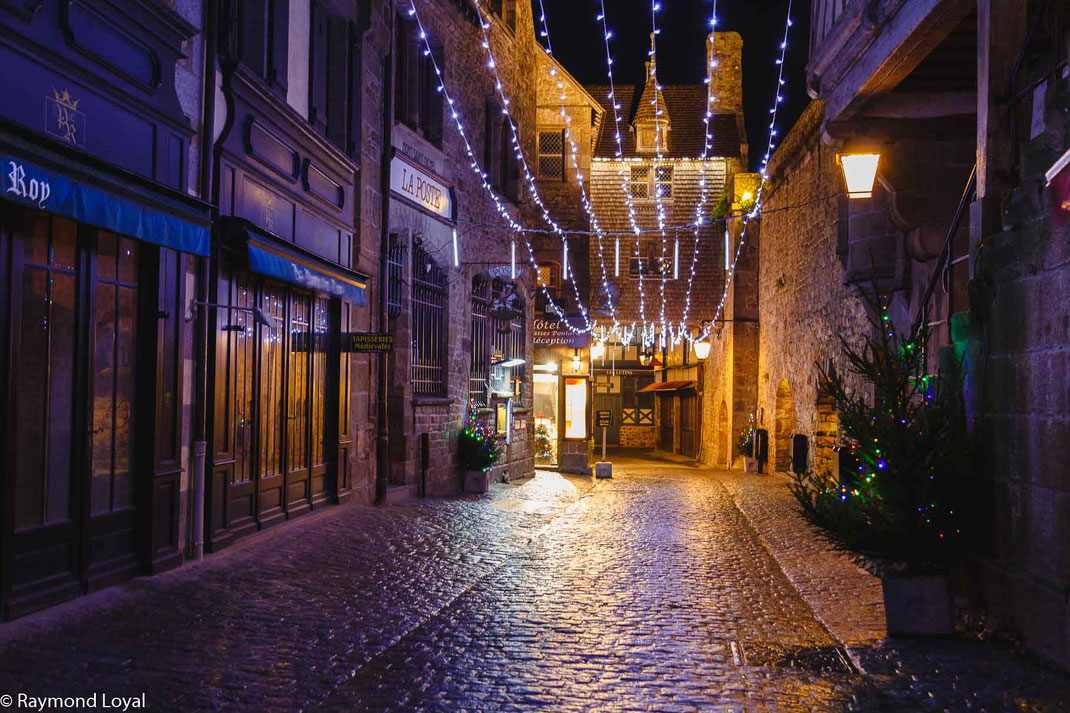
top-left (743, 457), bottom-right (759, 473)
top-left (882, 573), bottom-right (952, 636)
top-left (463, 470), bottom-right (490, 494)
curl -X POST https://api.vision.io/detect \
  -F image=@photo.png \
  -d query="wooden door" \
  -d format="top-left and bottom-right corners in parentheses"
top-left (680, 390), bottom-right (698, 458)
top-left (2, 213), bottom-right (144, 617)
top-left (658, 393), bottom-right (674, 451)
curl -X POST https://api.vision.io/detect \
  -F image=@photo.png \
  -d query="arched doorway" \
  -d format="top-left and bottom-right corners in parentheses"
top-left (773, 379), bottom-right (795, 472)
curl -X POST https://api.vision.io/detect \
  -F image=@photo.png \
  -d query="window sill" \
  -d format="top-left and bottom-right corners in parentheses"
top-left (412, 396), bottom-right (454, 407)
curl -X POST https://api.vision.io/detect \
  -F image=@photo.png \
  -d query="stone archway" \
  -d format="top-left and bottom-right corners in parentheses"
top-left (773, 379), bottom-right (795, 472)
top-left (814, 377), bottom-right (839, 476)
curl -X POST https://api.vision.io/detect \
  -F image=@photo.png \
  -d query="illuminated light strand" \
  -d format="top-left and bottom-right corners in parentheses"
top-left (405, 1), bottom-right (589, 333)
top-left (468, 1), bottom-right (598, 334)
top-left (699, 0), bottom-right (794, 341)
top-left (649, 0), bottom-right (668, 347)
top-left (535, 0), bottom-right (619, 332)
top-left (676, 0), bottom-right (719, 346)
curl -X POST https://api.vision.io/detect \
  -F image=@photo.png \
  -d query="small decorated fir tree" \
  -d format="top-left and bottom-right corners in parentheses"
top-left (790, 288), bottom-right (971, 565)
top-left (458, 403), bottom-right (502, 473)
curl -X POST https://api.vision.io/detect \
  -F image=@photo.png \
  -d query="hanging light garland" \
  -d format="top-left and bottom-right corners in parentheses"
top-left (648, 0), bottom-right (670, 349)
top-left (535, 0), bottom-right (620, 332)
top-left (405, 0), bottom-right (593, 334)
top-left (698, 0), bottom-right (795, 341)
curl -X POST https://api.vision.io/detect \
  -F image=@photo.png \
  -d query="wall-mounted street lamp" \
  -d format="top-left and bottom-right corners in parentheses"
top-left (571, 349), bottom-right (582, 372)
top-left (837, 152), bottom-right (881, 199)
top-left (692, 339), bottom-right (711, 360)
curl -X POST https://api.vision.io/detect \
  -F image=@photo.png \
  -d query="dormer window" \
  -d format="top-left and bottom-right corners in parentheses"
top-left (629, 165), bottom-right (673, 201)
top-left (635, 124), bottom-right (667, 153)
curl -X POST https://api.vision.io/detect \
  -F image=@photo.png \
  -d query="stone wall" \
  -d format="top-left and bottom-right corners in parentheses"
top-left (620, 425), bottom-right (656, 448)
top-left (382, 0), bottom-right (538, 496)
top-left (752, 101), bottom-right (870, 474)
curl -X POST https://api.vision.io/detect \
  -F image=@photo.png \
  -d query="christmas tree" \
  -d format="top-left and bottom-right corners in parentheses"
top-left (790, 287), bottom-right (971, 565)
top-left (458, 402), bottom-right (502, 473)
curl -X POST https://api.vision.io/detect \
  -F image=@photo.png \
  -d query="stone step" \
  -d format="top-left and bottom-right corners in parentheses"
top-left (383, 484), bottom-right (412, 505)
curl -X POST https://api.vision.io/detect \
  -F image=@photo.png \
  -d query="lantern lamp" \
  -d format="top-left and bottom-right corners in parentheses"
top-left (838, 152), bottom-right (881, 199)
top-left (692, 339), bottom-right (711, 360)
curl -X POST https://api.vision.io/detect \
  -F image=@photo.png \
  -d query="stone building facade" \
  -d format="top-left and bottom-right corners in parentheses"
top-left (534, 31), bottom-right (747, 462)
top-left (755, 0), bottom-right (1070, 670)
top-left (381, 0), bottom-right (538, 495)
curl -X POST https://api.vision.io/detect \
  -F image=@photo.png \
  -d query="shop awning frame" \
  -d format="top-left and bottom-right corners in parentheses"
top-left (637, 380), bottom-right (697, 394)
top-left (220, 217), bottom-right (369, 305)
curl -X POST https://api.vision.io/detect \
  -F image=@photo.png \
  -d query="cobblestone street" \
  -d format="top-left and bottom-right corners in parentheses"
top-left (1, 460), bottom-right (1069, 712)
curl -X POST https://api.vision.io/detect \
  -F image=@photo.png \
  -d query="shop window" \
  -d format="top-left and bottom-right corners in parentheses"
top-left (490, 278), bottom-right (525, 403)
top-left (563, 376), bottom-right (589, 439)
top-left (309, 2), bottom-right (363, 158)
top-left (395, 16), bottom-right (443, 147)
top-left (469, 278), bottom-right (491, 406)
top-left (537, 129), bottom-right (565, 180)
top-left (411, 241), bottom-right (448, 395)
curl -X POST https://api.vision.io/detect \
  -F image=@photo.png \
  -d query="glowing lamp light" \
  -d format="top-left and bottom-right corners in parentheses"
top-left (571, 349), bottom-right (582, 372)
top-left (838, 153), bottom-right (881, 199)
top-left (590, 341), bottom-right (606, 360)
top-left (692, 339), bottom-right (711, 360)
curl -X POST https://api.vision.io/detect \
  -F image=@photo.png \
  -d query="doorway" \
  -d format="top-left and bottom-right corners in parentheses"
top-left (2, 213), bottom-right (146, 616)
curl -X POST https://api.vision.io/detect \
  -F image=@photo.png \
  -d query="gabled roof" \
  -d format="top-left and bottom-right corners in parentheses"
top-left (587, 84), bottom-right (740, 160)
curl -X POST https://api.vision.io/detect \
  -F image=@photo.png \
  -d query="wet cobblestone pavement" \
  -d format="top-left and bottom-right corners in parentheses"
top-left (1, 461), bottom-right (1069, 712)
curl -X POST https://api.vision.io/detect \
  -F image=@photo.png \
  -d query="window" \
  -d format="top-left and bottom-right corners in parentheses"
top-left (628, 242), bottom-right (673, 279)
top-left (655, 166), bottom-right (673, 199)
top-left (629, 166), bottom-right (649, 198)
top-left (395, 16), bottom-right (443, 147)
top-left (232, 0), bottom-right (289, 92)
top-left (469, 278), bottom-right (491, 406)
top-left (309, 2), bottom-right (363, 158)
top-left (537, 129), bottom-right (565, 180)
top-left (629, 165), bottom-right (673, 201)
top-left (489, 0), bottom-right (516, 31)
top-left (486, 99), bottom-right (521, 201)
top-left (411, 241), bottom-right (448, 395)
top-left (636, 124), bottom-right (666, 152)
top-left (490, 278), bottom-right (525, 402)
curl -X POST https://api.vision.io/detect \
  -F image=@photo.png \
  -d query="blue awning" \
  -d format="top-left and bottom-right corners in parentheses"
top-left (245, 236), bottom-right (367, 305)
top-left (2, 154), bottom-right (210, 256)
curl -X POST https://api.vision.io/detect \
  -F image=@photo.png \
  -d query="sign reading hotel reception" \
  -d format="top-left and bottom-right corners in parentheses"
top-left (390, 152), bottom-right (453, 222)
top-left (533, 316), bottom-right (590, 348)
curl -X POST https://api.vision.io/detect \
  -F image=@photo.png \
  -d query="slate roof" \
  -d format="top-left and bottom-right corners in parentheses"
top-left (586, 84), bottom-right (740, 160)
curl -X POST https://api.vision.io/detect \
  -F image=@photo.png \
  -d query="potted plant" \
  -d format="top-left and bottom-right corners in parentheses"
top-left (459, 406), bottom-right (501, 494)
top-left (789, 287), bottom-right (972, 636)
top-left (737, 414), bottom-right (758, 472)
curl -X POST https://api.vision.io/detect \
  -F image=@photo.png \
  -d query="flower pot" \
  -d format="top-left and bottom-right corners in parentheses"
top-left (881, 572), bottom-right (952, 636)
top-left (743, 457), bottom-right (759, 473)
top-left (463, 469), bottom-right (490, 494)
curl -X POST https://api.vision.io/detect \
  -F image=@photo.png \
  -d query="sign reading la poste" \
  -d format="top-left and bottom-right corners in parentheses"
top-left (390, 152), bottom-right (453, 222)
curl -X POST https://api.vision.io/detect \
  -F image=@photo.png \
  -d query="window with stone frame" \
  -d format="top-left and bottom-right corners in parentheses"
top-left (654, 165), bottom-right (673, 199)
top-left (309, 1), bottom-right (363, 159)
top-left (537, 129), bottom-right (565, 180)
top-left (394, 15), bottom-right (444, 147)
top-left (411, 241), bottom-right (448, 396)
top-left (488, 0), bottom-right (517, 31)
top-left (629, 164), bottom-right (673, 201)
top-left (487, 99), bottom-right (521, 201)
top-left (230, 0), bottom-right (289, 93)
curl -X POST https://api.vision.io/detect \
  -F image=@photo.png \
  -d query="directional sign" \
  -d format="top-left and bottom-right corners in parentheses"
top-left (343, 332), bottom-right (395, 353)
top-left (595, 409), bottom-right (613, 429)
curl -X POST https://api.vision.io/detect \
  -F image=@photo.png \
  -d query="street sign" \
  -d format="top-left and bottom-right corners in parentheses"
top-left (595, 409), bottom-right (612, 428)
top-left (343, 332), bottom-right (395, 353)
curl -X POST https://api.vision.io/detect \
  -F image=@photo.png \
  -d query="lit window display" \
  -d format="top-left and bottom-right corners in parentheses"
top-left (564, 376), bottom-right (589, 440)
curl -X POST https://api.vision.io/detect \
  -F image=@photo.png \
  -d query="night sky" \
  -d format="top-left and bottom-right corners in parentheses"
top-left (533, 0), bottom-right (812, 172)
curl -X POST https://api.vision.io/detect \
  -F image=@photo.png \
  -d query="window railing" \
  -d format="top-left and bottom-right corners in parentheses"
top-left (411, 242), bottom-right (447, 396)
top-left (469, 279), bottom-right (491, 406)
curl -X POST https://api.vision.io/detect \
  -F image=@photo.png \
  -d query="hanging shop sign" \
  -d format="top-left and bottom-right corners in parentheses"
top-left (533, 316), bottom-right (590, 349)
top-left (342, 332), bottom-right (395, 353)
top-left (390, 150), bottom-right (454, 222)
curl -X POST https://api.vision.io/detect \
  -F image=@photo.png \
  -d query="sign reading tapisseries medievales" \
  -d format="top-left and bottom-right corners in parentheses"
top-left (390, 151), bottom-right (453, 222)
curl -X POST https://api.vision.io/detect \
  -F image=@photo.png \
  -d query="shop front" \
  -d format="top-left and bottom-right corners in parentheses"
top-left (205, 60), bottom-right (367, 550)
top-left (0, 0), bottom-right (208, 618)
top-left (533, 317), bottom-right (591, 473)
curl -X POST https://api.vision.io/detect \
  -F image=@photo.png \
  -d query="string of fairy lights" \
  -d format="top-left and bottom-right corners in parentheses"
top-left (407, 0), bottom-right (797, 346)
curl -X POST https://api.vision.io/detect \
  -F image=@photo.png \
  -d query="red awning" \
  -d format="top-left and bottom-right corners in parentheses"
top-left (637, 380), bottom-right (697, 393)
